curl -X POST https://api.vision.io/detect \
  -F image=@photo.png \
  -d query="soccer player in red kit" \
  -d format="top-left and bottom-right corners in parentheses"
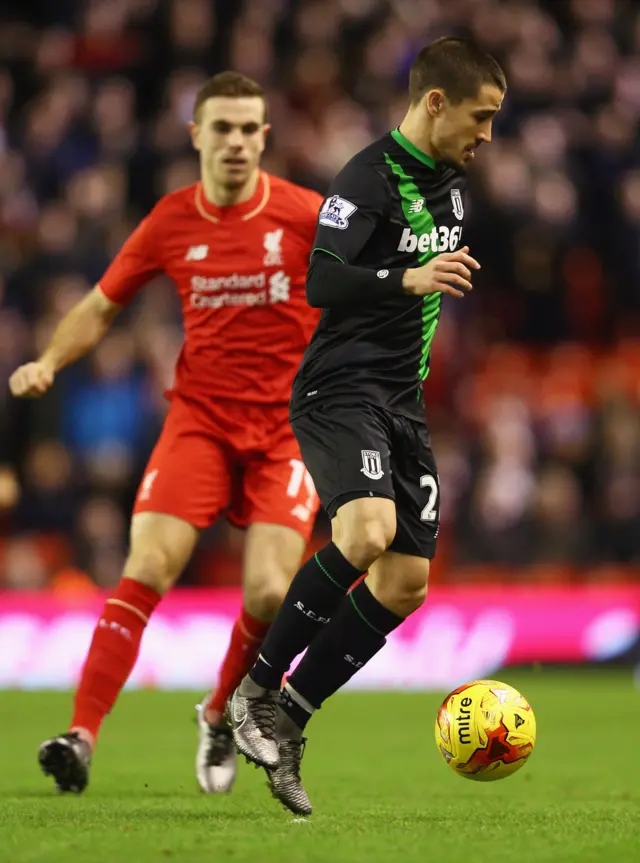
top-left (9, 72), bottom-right (323, 795)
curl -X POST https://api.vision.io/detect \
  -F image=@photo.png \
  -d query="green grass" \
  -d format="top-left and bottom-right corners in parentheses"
top-left (0, 669), bottom-right (639, 862)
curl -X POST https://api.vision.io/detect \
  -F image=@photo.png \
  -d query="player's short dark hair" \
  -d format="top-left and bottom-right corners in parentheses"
top-left (193, 71), bottom-right (268, 122)
top-left (409, 38), bottom-right (506, 106)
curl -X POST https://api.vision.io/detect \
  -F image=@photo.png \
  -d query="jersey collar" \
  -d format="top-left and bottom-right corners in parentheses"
top-left (195, 170), bottom-right (270, 223)
top-left (390, 128), bottom-right (436, 169)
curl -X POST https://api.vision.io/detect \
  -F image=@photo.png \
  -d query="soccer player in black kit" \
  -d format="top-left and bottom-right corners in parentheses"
top-left (230, 37), bottom-right (506, 815)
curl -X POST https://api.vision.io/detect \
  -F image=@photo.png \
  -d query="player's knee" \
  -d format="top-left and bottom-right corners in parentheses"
top-left (368, 558), bottom-right (429, 617)
top-left (336, 515), bottom-right (395, 569)
top-left (124, 544), bottom-right (180, 595)
top-left (394, 580), bottom-right (429, 617)
top-left (244, 576), bottom-right (288, 621)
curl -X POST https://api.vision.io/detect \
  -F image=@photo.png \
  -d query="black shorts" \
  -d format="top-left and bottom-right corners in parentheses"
top-left (291, 403), bottom-right (439, 559)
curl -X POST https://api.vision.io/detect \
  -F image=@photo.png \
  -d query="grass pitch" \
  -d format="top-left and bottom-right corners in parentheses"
top-left (0, 669), bottom-right (638, 863)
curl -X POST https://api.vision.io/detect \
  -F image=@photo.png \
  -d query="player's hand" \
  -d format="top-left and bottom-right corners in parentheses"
top-left (8, 361), bottom-right (55, 398)
top-left (402, 246), bottom-right (480, 298)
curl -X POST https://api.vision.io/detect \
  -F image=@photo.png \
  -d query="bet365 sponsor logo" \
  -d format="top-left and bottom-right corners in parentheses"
top-left (397, 225), bottom-right (462, 254)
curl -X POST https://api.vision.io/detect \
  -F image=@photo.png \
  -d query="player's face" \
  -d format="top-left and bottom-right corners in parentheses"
top-left (190, 97), bottom-right (270, 190)
top-left (431, 83), bottom-right (504, 168)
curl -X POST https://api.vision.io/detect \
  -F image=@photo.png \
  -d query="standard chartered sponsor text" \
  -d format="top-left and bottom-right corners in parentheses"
top-left (190, 270), bottom-right (291, 308)
top-left (191, 273), bottom-right (266, 292)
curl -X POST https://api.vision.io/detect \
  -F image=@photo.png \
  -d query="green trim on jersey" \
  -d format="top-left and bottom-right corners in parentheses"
top-left (313, 247), bottom-right (345, 264)
top-left (390, 128), bottom-right (437, 169)
top-left (384, 152), bottom-right (441, 383)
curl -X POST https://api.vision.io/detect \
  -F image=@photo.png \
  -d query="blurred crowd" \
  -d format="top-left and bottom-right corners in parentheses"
top-left (1, 0), bottom-right (639, 589)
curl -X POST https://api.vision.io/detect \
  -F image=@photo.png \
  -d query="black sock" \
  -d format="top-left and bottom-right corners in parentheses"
top-left (278, 685), bottom-right (314, 735)
top-left (250, 542), bottom-right (365, 690)
top-left (284, 580), bottom-right (404, 714)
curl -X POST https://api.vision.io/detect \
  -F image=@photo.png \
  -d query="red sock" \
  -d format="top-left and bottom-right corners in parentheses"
top-left (206, 609), bottom-right (271, 718)
top-left (71, 578), bottom-right (162, 741)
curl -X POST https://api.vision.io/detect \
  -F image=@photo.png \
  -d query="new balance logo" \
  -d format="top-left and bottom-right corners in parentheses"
top-left (409, 198), bottom-right (425, 213)
top-left (185, 244), bottom-right (208, 261)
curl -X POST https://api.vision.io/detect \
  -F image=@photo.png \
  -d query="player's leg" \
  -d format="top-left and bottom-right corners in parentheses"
top-left (229, 406), bottom-right (396, 781)
top-left (202, 431), bottom-right (316, 731)
top-left (39, 399), bottom-right (230, 793)
top-left (282, 547), bottom-right (430, 724)
top-left (203, 522), bottom-right (307, 726)
top-left (198, 427), bottom-right (314, 793)
top-left (71, 511), bottom-right (199, 738)
top-left (38, 512), bottom-right (199, 793)
top-left (264, 495), bottom-right (406, 816)
top-left (204, 439), bottom-right (318, 809)
top-left (266, 416), bottom-right (437, 813)
top-left (281, 412), bottom-right (437, 714)
top-left (232, 411), bottom-right (438, 813)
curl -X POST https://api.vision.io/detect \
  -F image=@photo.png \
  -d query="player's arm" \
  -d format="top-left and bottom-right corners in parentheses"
top-left (9, 213), bottom-right (161, 399)
top-left (9, 287), bottom-right (123, 398)
top-left (307, 163), bottom-right (479, 307)
top-left (306, 162), bottom-right (400, 307)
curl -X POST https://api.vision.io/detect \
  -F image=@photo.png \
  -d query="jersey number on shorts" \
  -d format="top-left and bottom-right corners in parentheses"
top-left (287, 459), bottom-right (317, 523)
top-left (420, 474), bottom-right (438, 522)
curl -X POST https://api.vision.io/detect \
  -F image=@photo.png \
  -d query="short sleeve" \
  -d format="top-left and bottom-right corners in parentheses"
top-left (98, 212), bottom-right (163, 306)
top-left (313, 162), bottom-right (388, 265)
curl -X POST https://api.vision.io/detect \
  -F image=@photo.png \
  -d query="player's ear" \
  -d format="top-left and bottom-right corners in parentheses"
top-left (189, 121), bottom-right (201, 152)
top-left (425, 89), bottom-right (445, 118)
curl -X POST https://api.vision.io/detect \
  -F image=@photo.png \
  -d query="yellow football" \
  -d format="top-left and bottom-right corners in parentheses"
top-left (435, 679), bottom-right (536, 781)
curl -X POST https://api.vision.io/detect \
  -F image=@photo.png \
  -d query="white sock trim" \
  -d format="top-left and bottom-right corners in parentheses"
top-left (284, 682), bottom-right (316, 715)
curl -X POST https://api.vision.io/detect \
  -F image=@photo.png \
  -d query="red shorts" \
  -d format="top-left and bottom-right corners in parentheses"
top-left (133, 395), bottom-right (319, 539)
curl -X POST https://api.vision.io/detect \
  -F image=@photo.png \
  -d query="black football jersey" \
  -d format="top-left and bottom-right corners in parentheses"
top-left (291, 128), bottom-right (467, 420)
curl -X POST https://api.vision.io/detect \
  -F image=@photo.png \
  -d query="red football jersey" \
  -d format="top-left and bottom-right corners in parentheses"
top-left (99, 172), bottom-right (323, 404)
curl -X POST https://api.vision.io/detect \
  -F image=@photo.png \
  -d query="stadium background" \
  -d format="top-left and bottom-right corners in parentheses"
top-left (0, 0), bottom-right (639, 689)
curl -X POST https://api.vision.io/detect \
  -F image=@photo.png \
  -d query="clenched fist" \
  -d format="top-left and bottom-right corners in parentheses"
top-left (9, 361), bottom-right (55, 398)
